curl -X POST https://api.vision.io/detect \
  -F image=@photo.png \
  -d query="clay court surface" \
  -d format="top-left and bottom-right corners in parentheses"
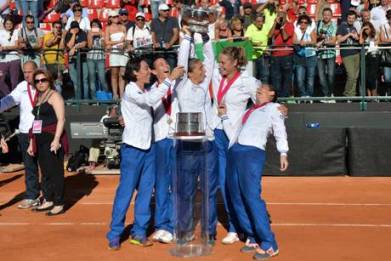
top-left (1, 172), bottom-right (391, 261)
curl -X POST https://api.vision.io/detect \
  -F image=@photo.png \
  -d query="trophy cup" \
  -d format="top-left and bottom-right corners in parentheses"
top-left (181, 5), bottom-right (215, 34)
top-left (170, 112), bottom-right (212, 257)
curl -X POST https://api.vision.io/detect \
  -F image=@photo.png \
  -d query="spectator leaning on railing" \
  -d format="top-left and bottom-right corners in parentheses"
top-left (245, 13), bottom-right (271, 84)
top-left (0, 15), bottom-right (21, 97)
top-left (337, 10), bottom-right (360, 98)
top-left (87, 19), bottom-right (108, 99)
top-left (269, 11), bottom-right (294, 98)
top-left (18, 15), bottom-right (44, 68)
top-left (43, 20), bottom-right (65, 89)
top-left (64, 21), bottom-right (88, 100)
top-left (316, 7), bottom-right (337, 99)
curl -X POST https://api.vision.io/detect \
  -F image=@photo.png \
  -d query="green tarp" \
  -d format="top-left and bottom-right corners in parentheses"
top-left (195, 40), bottom-right (255, 61)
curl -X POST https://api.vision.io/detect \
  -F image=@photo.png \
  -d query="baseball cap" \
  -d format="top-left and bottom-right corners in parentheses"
top-left (158, 3), bottom-right (170, 11)
top-left (351, 0), bottom-right (360, 7)
top-left (108, 9), bottom-right (119, 17)
top-left (119, 8), bottom-right (128, 15)
top-left (135, 12), bottom-right (145, 19)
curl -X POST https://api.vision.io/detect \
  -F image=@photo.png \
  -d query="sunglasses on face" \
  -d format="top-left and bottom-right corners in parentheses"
top-left (34, 78), bottom-right (49, 84)
top-left (120, 13), bottom-right (127, 16)
top-left (161, 10), bottom-right (169, 12)
top-left (26, 21), bottom-right (34, 24)
top-left (299, 21), bottom-right (308, 24)
top-left (74, 9), bottom-right (82, 12)
top-left (136, 18), bottom-right (145, 21)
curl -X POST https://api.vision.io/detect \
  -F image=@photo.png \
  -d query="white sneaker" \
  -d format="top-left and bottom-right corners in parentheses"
top-left (17, 198), bottom-right (40, 209)
top-left (222, 232), bottom-right (240, 245)
top-left (34, 200), bottom-right (54, 211)
top-left (152, 230), bottom-right (173, 243)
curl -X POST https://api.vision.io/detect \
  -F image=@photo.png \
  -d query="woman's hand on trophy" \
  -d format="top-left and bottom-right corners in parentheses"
top-left (169, 66), bottom-right (185, 81)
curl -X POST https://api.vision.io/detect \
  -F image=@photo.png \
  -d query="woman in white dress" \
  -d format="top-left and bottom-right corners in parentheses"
top-left (105, 9), bottom-right (128, 100)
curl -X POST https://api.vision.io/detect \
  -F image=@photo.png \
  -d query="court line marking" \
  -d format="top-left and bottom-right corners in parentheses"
top-left (1, 222), bottom-right (391, 228)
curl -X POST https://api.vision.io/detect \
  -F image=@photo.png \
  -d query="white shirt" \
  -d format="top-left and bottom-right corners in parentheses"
top-left (222, 103), bottom-right (288, 155)
top-left (175, 35), bottom-right (218, 140)
top-left (0, 28), bottom-right (20, 62)
top-left (371, 6), bottom-right (389, 32)
top-left (152, 81), bottom-right (178, 142)
top-left (211, 68), bottom-right (260, 130)
top-left (126, 25), bottom-right (152, 48)
top-left (0, 81), bottom-right (36, 134)
top-left (121, 80), bottom-right (171, 150)
top-left (65, 16), bottom-right (91, 32)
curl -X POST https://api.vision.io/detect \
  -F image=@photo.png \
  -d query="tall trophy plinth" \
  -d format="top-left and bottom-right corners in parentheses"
top-left (170, 112), bottom-right (212, 257)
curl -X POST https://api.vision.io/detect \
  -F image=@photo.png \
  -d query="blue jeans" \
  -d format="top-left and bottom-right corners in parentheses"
top-left (69, 61), bottom-right (89, 100)
top-left (295, 55), bottom-right (317, 97)
top-left (17, 0), bottom-right (39, 27)
top-left (383, 67), bottom-right (391, 83)
top-left (173, 140), bottom-right (218, 239)
top-left (151, 1), bottom-right (164, 19)
top-left (255, 55), bottom-right (270, 84)
top-left (18, 133), bottom-right (39, 200)
top-left (317, 57), bottom-right (336, 96)
top-left (270, 55), bottom-right (293, 97)
top-left (214, 129), bottom-right (238, 233)
top-left (87, 59), bottom-right (108, 99)
top-left (107, 144), bottom-right (156, 242)
top-left (226, 144), bottom-right (277, 250)
top-left (154, 138), bottom-right (174, 233)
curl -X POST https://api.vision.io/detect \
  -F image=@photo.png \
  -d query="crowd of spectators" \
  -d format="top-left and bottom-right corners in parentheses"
top-left (1, 0), bottom-right (391, 102)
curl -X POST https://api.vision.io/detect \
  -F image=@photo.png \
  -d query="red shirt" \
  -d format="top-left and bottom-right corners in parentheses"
top-left (271, 22), bottom-right (294, 57)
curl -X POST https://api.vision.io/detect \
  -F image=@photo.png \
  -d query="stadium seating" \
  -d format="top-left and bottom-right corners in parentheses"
top-left (106, 0), bottom-right (121, 9)
top-left (90, 0), bottom-right (105, 9)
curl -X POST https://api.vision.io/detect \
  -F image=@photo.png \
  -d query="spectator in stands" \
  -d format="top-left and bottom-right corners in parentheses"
top-left (87, 19), bottom-right (108, 99)
top-left (0, 16), bottom-right (21, 96)
top-left (18, 15), bottom-right (44, 67)
top-left (371, 0), bottom-right (389, 32)
top-left (240, 2), bottom-right (254, 30)
top-left (64, 21), bottom-right (88, 100)
top-left (337, 10), bottom-right (360, 98)
top-left (0, 61), bottom-right (40, 209)
top-left (105, 9), bottom-right (128, 100)
top-left (317, 7), bottom-right (337, 100)
top-left (120, 0), bottom-right (138, 22)
top-left (230, 16), bottom-right (245, 41)
top-left (359, 21), bottom-right (379, 96)
top-left (64, 0), bottom-right (88, 18)
top-left (27, 69), bottom-right (67, 216)
top-left (354, 8), bottom-right (372, 31)
top-left (293, 5), bottom-right (316, 32)
top-left (269, 11), bottom-right (295, 97)
top-left (16, 0), bottom-right (41, 27)
top-left (151, 3), bottom-right (179, 69)
top-left (379, 9), bottom-right (391, 95)
top-left (215, 18), bottom-right (232, 40)
top-left (43, 20), bottom-right (65, 87)
top-left (293, 14), bottom-right (317, 99)
top-left (219, 0), bottom-right (235, 20)
top-left (245, 13), bottom-right (270, 83)
top-left (126, 12), bottom-right (152, 50)
top-left (119, 8), bottom-right (134, 31)
top-left (65, 3), bottom-right (90, 32)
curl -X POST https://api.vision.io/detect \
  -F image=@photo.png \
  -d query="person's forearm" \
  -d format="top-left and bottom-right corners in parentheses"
top-left (54, 118), bottom-right (65, 142)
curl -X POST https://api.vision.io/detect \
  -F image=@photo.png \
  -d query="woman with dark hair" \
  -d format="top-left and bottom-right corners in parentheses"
top-left (360, 21), bottom-right (379, 96)
top-left (0, 16), bottom-right (21, 96)
top-left (293, 14), bottom-right (317, 98)
top-left (27, 69), bottom-right (67, 216)
top-left (65, 3), bottom-right (90, 31)
top-left (87, 19), bottom-right (108, 99)
top-left (106, 57), bottom-right (184, 250)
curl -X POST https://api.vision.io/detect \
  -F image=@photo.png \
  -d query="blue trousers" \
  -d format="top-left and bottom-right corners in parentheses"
top-left (173, 140), bottom-right (218, 239)
top-left (107, 144), bottom-right (156, 241)
top-left (214, 129), bottom-right (237, 233)
top-left (226, 144), bottom-right (277, 251)
top-left (154, 138), bottom-right (174, 233)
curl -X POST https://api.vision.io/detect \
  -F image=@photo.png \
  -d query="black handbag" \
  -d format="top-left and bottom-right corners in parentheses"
top-left (380, 25), bottom-right (391, 67)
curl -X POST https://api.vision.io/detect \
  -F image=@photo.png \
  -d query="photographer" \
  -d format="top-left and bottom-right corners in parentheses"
top-left (316, 8), bottom-right (337, 99)
top-left (18, 15), bottom-right (44, 67)
top-left (268, 11), bottom-right (295, 98)
top-left (43, 20), bottom-right (65, 86)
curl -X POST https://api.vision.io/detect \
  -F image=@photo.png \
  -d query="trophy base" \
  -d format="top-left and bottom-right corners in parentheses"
top-left (170, 244), bottom-right (212, 257)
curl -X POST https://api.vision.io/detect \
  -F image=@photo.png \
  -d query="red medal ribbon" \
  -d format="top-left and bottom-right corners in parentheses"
top-left (242, 102), bottom-right (270, 125)
top-left (162, 87), bottom-right (172, 116)
top-left (27, 83), bottom-right (38, 107)
top-left (217, 71), bottom-right (240, 105)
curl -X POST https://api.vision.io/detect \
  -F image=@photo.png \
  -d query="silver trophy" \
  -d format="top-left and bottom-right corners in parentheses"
top-left (182, 5), bottom-right (215, 34)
